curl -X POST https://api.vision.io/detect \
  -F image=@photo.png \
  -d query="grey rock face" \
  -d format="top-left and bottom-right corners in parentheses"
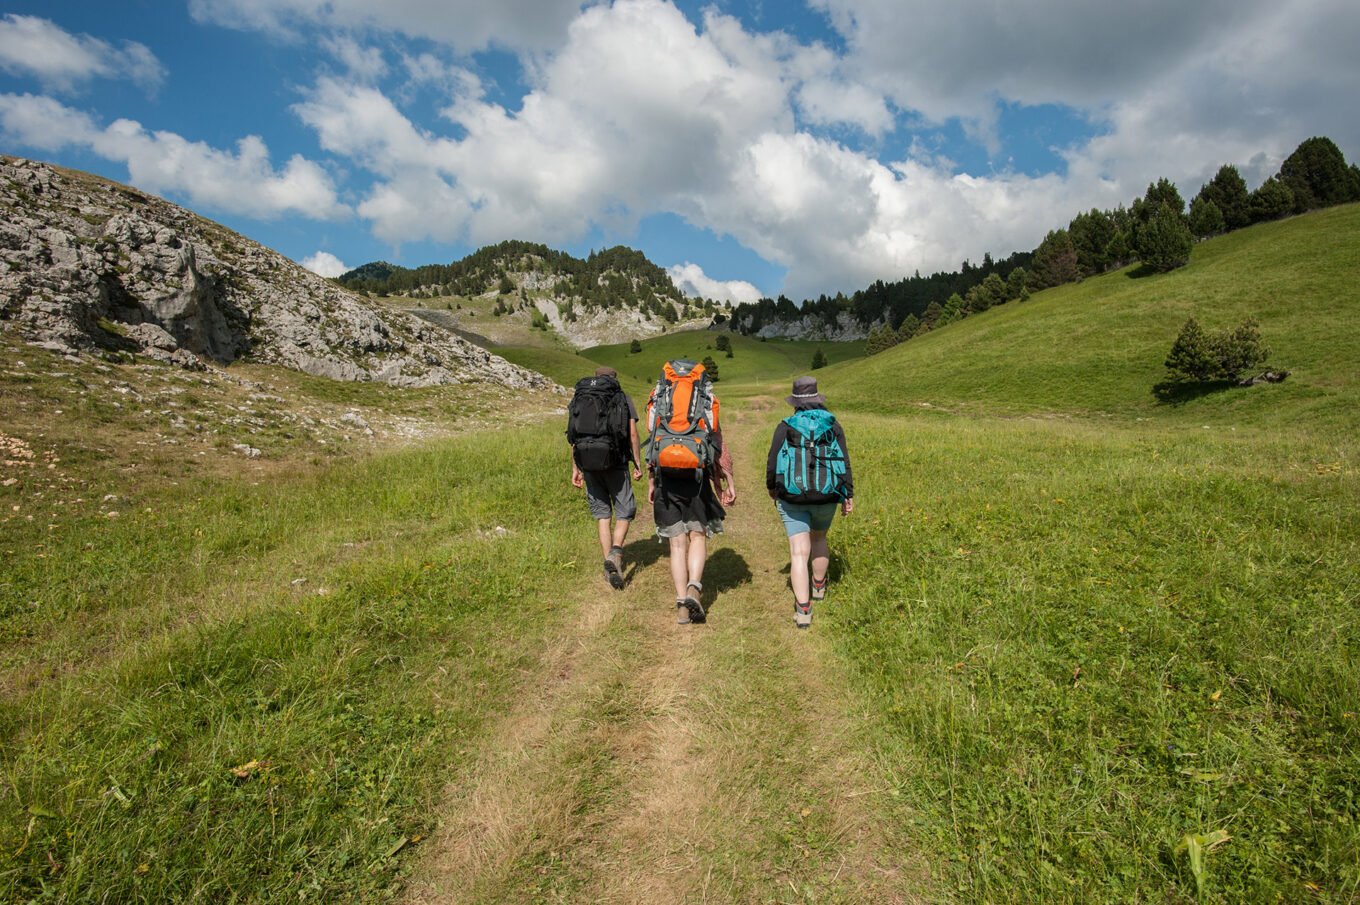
top-left (0, 156), bottom-right (554, 391)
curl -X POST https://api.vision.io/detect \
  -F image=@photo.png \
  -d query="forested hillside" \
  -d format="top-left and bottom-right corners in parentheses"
top-left (338, 240), bottom-right (721, 326)
top-left (732, 135), bottom-right (1360, 344)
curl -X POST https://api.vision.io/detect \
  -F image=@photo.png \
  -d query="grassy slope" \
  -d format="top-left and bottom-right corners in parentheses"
top-left (819, 207), bottom-right (1360, 901)
top-left (587, 330), bottom-right (865, 397)
top-left (0, 345), bottom-right (576, 901)
top-left (830, 204), bottom-right (1360, 433)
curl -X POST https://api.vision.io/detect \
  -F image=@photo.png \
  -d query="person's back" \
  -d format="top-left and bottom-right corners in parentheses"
top-left (567, 366), bottom-right (642, 589)
top-left (766, 376), bottom-right (854, 628)
top-left (645, 359), bottom-right (736, 624)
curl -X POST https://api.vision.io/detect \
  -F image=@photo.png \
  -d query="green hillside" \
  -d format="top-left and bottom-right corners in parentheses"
top-left (828, 204), bottom-right (1360, 433)
top-left (586, 330), bottom-right (865, 396)
top-left (493, 344), bottom-right (606, 388)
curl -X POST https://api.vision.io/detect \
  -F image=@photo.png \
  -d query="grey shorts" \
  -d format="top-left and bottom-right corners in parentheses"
top-left (582, 468), bottom-right (637, 521)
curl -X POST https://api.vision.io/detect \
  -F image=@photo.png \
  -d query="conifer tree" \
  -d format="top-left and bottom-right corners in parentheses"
top-left (1188, 197), bottom-right (1226, 238)
top-left (811, 349), bottom-right (827, 370)
top-left (1137, 204), bottom-right (1195, 272)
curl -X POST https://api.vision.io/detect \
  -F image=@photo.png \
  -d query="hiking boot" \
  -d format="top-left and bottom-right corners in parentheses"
top-left (685, 581), bottom-right (706, 624)
top-left (676, 598), bottom-right (691, 624)
top-left (603, 546), bottom-right (625, 590)
top-left (794, 599), bottom-right (812, 629)
top-left (811, 575), bottom-right (827, 601)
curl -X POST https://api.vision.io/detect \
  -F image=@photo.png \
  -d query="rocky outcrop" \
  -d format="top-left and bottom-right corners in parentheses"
top-left (532, 297), bottom-right (712, 349)
top-left (0, 156), bottom-right (554, 390)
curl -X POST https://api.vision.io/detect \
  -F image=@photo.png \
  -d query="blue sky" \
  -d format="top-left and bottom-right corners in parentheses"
top-left (2, 1), bottom-right (1357, 302)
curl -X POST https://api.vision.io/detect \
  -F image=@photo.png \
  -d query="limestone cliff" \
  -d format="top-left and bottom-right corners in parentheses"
top-left (0, 157), bottom-right (553, 390)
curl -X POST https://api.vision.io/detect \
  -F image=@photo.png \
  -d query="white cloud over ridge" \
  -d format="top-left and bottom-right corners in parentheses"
top-left (0, 93), bottom-right (348, 221)
top-left (273, 0), bottom-right (1359, 300)
top-left (0, 14), bottom-right (164, 94)
top-left (667, 263), bottom-right (762, 304)
top-left (300, 250), bottom-right (349, 277)
top-left (11, 1), bottom-right (1352, 302)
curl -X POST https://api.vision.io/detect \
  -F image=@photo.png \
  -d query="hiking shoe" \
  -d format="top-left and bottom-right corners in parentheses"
top-left (794, 599), bottom-right (812, 629)
top-left (685, 581), bottom-right (706, 624)
top-left (676, 599), bottom-right (691, 624)
top-left (811, 576), bottom-right (827, 601)
top-left (603, 547), bottom-right (624, 590)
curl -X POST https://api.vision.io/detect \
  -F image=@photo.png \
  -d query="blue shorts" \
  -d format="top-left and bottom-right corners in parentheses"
top-left (776, 500), bottom-right (838, 537)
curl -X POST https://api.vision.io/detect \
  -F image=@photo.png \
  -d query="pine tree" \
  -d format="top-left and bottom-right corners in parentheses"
top-left (1030, 229), bottom-right (1079, 289)
top-left (1196, 165), bottom-right (1251, 230)
top-left (811, 349), bottom-right (827, 370)
top-left (1188, 197), bottom-right (1225, 238)
top-left (629, 339), bottom-right (642, 354)
top-left (1249, 176), bottom-right (1295, 222)
top-left (702, 355), bottom-right (720, 381)
top-left (1165, 317), bottom-right (1215, 381)
top-left (1278, 136), bottom-right (1359, 212)
top-left (1136, 205), bottom-right (1195, 272)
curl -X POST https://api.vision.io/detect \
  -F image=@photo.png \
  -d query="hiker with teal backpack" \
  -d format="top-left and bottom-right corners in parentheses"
top-left (568, 366), bottom-right (643, 589)
top-left (766, 376), bottom-right (854, 628)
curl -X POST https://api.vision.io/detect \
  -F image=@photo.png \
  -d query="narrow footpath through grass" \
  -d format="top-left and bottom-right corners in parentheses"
top-left (404, 393), bottom-right (930, 903)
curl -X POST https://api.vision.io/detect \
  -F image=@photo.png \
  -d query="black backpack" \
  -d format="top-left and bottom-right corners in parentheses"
top-left (566, 375), bottom-right (630, 472)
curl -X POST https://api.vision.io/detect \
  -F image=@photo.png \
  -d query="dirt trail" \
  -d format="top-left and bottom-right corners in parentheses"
top-left (405, 396), bottom-right (928, 903)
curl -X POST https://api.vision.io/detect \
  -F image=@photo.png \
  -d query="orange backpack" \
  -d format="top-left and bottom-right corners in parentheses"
top-left (645, 360), bottom-right (719, 473)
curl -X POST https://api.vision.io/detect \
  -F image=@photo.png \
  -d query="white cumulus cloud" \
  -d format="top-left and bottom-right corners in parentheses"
top-left (0, 14), bottom-right (165, 94)
top-left (0, 93), bottom-right (349, 221)
top-left (275, 0), bottom-right (1359, 300)
top-left (300, 250), bottom-right (349, 277)
top-left (667, 263), bottom-right (762, 304)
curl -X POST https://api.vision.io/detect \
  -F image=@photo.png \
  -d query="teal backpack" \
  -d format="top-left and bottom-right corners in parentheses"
top-left (775, 409), bottom-right (848, 502)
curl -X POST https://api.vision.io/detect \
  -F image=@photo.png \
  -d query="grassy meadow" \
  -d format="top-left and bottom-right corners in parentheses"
top-left (801, 205), bottom-right (1360, 900)
top-left (1, 204), bottom-right (1356, 901)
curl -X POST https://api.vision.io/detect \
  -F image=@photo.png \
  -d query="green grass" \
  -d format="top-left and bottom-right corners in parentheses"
top-left (806, 207), bottom-right (1360, 901)
top-left (0, 417), bottom-right (585, 901)
top-left (492, 344), bottom-right (606, 388)
top-left (827, 412), bottom-right (1359, 902)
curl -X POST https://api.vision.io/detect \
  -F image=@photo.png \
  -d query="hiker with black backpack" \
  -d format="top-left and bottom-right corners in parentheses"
top-left (568, 366), bottom-right (643, 590)
top-left (645, 359), bottom-right (737, 624)
top-left (766, 376), bottom-right (854, 628)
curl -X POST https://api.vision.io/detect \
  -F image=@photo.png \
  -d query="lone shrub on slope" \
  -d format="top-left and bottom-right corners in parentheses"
top-left (1165, 317), bottom-right (1270, 383)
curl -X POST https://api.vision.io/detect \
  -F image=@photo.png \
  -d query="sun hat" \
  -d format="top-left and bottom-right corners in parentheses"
top-left (785, 375), bottom-right (826, 407)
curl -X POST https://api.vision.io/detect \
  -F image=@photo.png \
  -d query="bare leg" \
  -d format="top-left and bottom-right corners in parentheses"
top-left (810, 530), bottom-right (829, 586)
top-left (686, 530), bottom-right (707, 590)
top-left (611, 518), bottom-right (631, 550)
top-left (669, 533), bottom-right (690, 598)
top-left (596, 519), bottom-right (613, 560)
top-left (788, 531), bottom-right (812, 604)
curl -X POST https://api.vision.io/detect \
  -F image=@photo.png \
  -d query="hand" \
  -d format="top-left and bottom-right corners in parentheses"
top-left (720, 483), bottom-right (736, 506)
top-left (647, 476), bottom-right (656, 504)
top-left (632, 466), bottom-right (643, 481)
top-left (571, 467), bottom-right (584, 489)
top-left (842, 498), bottom-right (855, 516)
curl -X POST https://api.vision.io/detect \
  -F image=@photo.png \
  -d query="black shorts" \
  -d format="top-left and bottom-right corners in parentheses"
top-left (653, 469), bottom-right (725, 538)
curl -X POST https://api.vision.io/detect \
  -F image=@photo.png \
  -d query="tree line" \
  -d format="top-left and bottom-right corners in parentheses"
top-left (732, 136), bottom-right (1360, 352)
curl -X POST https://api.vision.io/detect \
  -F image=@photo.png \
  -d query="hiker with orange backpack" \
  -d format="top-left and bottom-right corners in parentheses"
top-left (766, 376), bottom-right (854, 628)
top-left (645, 359), bottom-right (736, 624)
top-left (568, 366), bottom-right (644, 589)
